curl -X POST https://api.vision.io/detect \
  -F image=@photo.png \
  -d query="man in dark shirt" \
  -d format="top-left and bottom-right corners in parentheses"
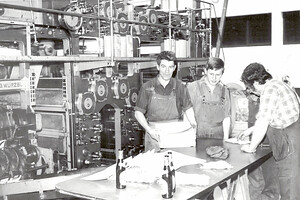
top-left (134, 51), bottom-right (197, 152)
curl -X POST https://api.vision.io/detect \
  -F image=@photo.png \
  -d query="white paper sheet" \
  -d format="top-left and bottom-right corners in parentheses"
top-left (224, 137), bottom-right (250, 145)
top-left (200, 160), bottom-right (233, 170)
top-left (82, 150), bottom-right (206, 183)
top-left (149, 118), bottom-right (196, 148)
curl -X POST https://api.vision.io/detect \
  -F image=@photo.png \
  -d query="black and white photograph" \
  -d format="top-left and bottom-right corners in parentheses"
top-left (0, 0), bottom-right (299, 199)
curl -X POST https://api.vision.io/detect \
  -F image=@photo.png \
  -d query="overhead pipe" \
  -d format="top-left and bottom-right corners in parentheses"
top-left (0, 2), bottom-right (207, 33)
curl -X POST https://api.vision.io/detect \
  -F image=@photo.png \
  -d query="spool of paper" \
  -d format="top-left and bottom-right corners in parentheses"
top-left (176, 40), bottom-right (187, 58)
top-left (163, 39), bottom-right (176, 52)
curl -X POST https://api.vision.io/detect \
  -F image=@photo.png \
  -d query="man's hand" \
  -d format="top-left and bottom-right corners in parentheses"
top-left (237, 127), bottom-right (254, 141)
top-left (147, 128), bottom-right (160, 142)
top-left (190, 122), bottom-right (197, 129)
top-left (241, 144), bottom-right (256, 153)
top-left (184, 108), bottom-right (197, 129)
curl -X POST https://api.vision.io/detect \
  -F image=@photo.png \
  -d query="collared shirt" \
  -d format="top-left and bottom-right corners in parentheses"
top-left (135, 77), bottom-right (192, 118)
top-left (257, 79), bottom-right (300, 129)
top-left (189, 77), bottom-right (231, 118)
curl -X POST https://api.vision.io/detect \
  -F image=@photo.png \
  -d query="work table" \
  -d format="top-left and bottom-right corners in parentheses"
top-left (55, 141), bottom-right (272, 200)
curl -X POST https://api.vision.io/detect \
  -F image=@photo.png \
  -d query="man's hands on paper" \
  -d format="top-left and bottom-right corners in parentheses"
top-left (237, 127), bottom-right (253, 141)
top-left (224, 137), bottom-right (250, 145)
top-left (148, 128), bottom-right (160, 142)
top-left (241, 144), bottom-right (256, 153)
top-left (238, 127), bottom-right (257, 153)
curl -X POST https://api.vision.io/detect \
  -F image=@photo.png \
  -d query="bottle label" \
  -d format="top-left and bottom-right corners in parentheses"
top-left (119, 172), bottom-right (126, 186)
top-left (161, 178), bottom-right (168, 198)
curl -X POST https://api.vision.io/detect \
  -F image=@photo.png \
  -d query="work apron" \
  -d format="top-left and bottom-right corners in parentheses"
top-left (145, 87), bottom-right (178, 152)
top-left (195, 82), bottom-right (226, 139)
top-left (145, 86), bottom-right (196, 152)
top-left (266, 114), bottom-right (300, 200)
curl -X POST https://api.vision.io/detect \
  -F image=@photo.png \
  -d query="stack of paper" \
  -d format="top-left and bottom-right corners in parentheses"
top-left (224, 138), bottom-right (250, 145)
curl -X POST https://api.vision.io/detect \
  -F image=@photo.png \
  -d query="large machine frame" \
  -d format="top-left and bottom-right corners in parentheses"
top-left (0, 0), bottom-right (212, 187)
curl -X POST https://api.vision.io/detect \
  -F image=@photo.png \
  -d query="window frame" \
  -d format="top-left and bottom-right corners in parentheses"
top-left (212, 13), bottom-right (272, 47)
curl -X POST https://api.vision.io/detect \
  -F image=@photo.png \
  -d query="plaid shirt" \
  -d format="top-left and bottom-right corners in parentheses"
top-left (257, 79), bottom-right (300, 129)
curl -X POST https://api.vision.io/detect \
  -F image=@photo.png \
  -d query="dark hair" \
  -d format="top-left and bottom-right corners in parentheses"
top-left (205, 57), bottom-right (225, 73)
top-left (156, 51), bottom-right (177, 65)
top-left (241, 62), bottom-right (272, 88)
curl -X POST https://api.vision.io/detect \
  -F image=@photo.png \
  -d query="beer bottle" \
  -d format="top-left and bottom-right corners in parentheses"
top-left (116, 150), bottom-right (126, 189)
top-left (162, 155), bottom-right (173, 198)
top-left (168, 151), bottom-right (176, 193)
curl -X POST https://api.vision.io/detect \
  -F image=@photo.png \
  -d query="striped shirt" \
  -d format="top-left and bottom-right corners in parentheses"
top-left (257, 79), bottom-right (300, 129)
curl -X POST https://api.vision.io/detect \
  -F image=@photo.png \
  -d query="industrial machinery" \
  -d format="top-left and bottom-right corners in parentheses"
top-left (0, 0), bottom-right (211, 183)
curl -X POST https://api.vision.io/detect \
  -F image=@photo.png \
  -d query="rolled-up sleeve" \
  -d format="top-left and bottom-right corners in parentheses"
top-left (179, 83), bottom-right (193, 112)
top-left (134, 85), bottom-right (148, 114)
top-left (256, 85), bottom-right (277, 123)
top-left (224, 87), bottom-right (231, 118)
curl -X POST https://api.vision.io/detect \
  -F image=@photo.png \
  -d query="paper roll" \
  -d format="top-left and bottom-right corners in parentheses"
top-left (163, 39), bottom-right (176, 52)
top-left (176, 40), bottom-right (188, 58)
top-left (120, 36), bottom-right (127, 57)
top-left (114, 35), bottom-right (121, 57)
top-left (104, 35), bottom-right (121, 57)
top-left (79, 37), bottom-right (103, 54)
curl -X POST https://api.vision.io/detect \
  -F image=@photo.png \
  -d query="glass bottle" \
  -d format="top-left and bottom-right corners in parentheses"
top-left (162, 155), bottom-right (173, 198)
top-left (168, 151), bottom-right (176, 193)
top-left (116, 150), bottom-right (126, 189)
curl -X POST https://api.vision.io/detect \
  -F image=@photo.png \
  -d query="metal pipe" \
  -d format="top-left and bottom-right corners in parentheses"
top-left (209, 3), bottom-right (212, 56)
top-left (68, 63), bottom-right (76, 169)
top-left (110, 0), bottom-right (114, 63)
top-left (215, 0), bottom-right (229, 58)
top-left (0, 55), bottom-right (207, 63)
top-left (168, 0), bottom-right (172, 50)
top-left (0, 2), bottom-right (207, 33)
top-left (97, 0), bottom-right (101, 57)
top-left (24, 164), bottom-right (49, 172)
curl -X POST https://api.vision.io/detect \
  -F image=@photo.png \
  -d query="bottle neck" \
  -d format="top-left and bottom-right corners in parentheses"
top-left (164, 155), bottom-right (169, 167)
top-left (118, 150), bottom-right (123, 160)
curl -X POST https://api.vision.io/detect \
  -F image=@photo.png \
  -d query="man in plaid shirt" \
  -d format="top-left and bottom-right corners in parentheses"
top-left (238, 63), bottom-right (300, 200)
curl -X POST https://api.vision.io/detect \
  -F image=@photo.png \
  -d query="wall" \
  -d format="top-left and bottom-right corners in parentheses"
top-left (214, 45), bottom-right (300, 88)
top-left (211, 0), bottom-right (300, 87)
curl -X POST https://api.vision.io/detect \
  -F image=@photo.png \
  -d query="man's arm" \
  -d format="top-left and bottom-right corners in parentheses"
top-left (223, 86), bottom-right (231, 140)
top-left (134, 110), bottom-right (159, 141)
top-left (179, 81), bottom-right (196, 128)
top-left (184, 107), bottom-right (197, 128)
top-left (237, 126), bottom-right (254, 140)
top-left (241, 117), bottom-right (269, 153)
top-left (134, 110), bottom-right (151, 133)
top-left (222, 116), bottom-right (231, 140)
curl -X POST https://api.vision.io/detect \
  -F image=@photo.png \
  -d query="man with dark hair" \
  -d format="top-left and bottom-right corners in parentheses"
top-left (187, 57), bottom-right (231, 142)
top-left (245, 89), bottom-right (280, 200)
top-left (239, 62), bottom-right (300, 200)
top-left (186, 57), bottom-right (231, 200)
top-left (134, 51), bottom-right (197, 152)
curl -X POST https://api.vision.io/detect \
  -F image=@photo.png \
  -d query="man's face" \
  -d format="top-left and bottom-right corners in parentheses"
top-left (253, 81), bottom-right (264, 95)
top-left (245, 86), bottom-right (260, 99)
top-left (204, 68), bottom-right (224, 87)
top-left (157, 60), bottom-right (176, 81)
